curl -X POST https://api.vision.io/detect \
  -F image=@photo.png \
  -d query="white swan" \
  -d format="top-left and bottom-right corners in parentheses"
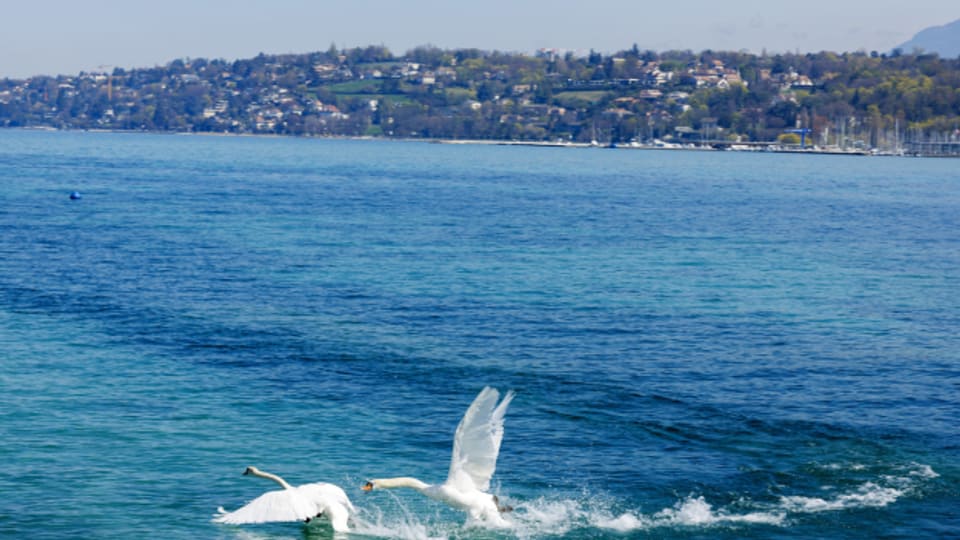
top-left (362, 386), bottom-right (515, 527)
top-left (214, 466), bottom-right (354, 532)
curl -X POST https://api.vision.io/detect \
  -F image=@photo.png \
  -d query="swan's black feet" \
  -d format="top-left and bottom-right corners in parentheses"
top-left (493, 495), bottom-right (514, 513)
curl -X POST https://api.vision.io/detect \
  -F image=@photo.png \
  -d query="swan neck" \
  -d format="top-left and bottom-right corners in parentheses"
top-left (374, 477), bottom-right (430, 491)
top-left (249, 469), bottom-right (293, 489)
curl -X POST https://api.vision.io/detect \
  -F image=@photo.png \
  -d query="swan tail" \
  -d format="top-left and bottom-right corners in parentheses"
top-left (325, 502), bottom-right (352, 532)
top-left (212, 507), bottom-right (233, 523)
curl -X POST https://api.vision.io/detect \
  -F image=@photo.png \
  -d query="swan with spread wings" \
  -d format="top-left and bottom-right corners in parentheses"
top-left (214, 466), bottom-right (353, 531)
top-left (362, 386), bottom-right (516, 527)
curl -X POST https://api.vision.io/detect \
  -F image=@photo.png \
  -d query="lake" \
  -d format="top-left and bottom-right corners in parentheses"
top-left (0, 129), bottom-right (957, 539)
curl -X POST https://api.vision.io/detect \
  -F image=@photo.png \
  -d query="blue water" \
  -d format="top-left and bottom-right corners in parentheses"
top-left (0, 130), bottom-right (957, 539)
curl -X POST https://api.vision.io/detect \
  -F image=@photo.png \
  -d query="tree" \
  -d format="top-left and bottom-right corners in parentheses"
top-left (777, 133), bottom-right (801, 145)
top-left (588, 49), bottom-right (603, 66)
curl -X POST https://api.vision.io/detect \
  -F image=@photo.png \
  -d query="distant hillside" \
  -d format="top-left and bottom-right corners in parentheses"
top-left (896, 18), bottom-right (960, 57)
top-left (3, 45), bottom-right (960, 153)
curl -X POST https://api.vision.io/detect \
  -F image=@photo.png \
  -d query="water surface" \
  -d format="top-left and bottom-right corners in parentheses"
top-left (0, 130), bottom-right (957, 539)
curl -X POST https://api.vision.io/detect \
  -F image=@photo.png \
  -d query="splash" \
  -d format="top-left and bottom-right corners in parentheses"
top-left (906, 463), bottom-right (939, 480)
top-left (593, 512), bottom-right (648, 532)
top-left (348, 491), bottom-right (453, 540)
top-left (593, 496), bottom-right (785, 532)
top-left (509, 498), bottom-right (592, 537)
top-left (780, 482), bottom-right (903, 513)
top-left (350, 517), bottom-right (442, 540)
top-left (499, 493), bottom-right (784, 536)
top-left (515, 462), bottom-right (937, 535)
top-left (652, 496), bottom-right (785, 526)
top-left (781, 462), bottom-right (939, 514)
top-left (343, 463), bottom-right (938, 537)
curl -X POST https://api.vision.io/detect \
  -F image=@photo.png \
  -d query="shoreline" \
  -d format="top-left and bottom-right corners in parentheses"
top-left (436, 138), bottom-right (878, 156)
top-left (6, 126), bottom-right (936, 157)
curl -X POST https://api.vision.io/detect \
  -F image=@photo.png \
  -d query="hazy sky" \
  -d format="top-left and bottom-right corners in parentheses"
top-left (1, 0), bottom-right (957, 78)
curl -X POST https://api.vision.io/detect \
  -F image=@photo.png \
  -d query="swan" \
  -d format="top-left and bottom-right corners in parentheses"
top-left (362, 386), bottom-right (515, 527)
top-left (214, 466), bottom-right (354, 531)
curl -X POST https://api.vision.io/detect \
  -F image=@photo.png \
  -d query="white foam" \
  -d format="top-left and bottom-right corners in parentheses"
top-left (823, 462), bottom-right (867, 471)
top-left (908, 463), bottom-right (940, 480)
top-left (649, 496), bottom-right (786, 527)
top-left (515, 463), bottom-right (938, 533)
top-left (781, 482), bottom-right (903, 513)
top-left (511, 495), bottom-right (784, 534)
top-left (780, 462), bottom-right (937, 514)
top-left (593, 512), bottom-right (649, 532)
top-left (656, 496), bottom-right (716, 525)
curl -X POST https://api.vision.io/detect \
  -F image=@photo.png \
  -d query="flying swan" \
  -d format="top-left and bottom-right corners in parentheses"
top-left (362, 386), bottom-right (516, 527)
top-left (214, 466), bottom-right (354, 532)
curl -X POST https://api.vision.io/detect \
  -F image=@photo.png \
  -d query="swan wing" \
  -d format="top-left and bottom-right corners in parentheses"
top-left (298, 482), bottom-right (355, 531)
top-left (299, 482), bottom-right (355, 512)
top-left (447, 387), bottom-right (515, 492)
top-left (213, 487), bottom-right (319, 524)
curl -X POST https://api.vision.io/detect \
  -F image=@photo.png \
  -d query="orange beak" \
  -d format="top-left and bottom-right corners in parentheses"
top-left (361, 482), bottom-right (373, 491)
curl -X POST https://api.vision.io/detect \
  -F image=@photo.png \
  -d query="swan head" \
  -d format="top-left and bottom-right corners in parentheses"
top-left (361, 481), bottom-right (376, 491)
top-left (243, 466), bottom-right (260, 476)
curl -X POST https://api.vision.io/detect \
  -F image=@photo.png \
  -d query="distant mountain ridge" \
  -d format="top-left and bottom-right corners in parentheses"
top-left (896, 18), bottom-right (960, 57)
